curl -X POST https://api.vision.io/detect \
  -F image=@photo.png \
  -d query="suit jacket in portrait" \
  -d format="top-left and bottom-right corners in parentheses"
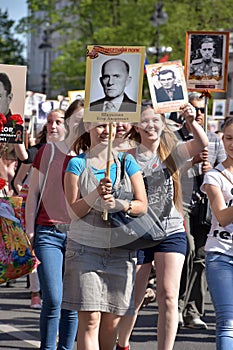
top-left (90, 93), bottom-right (137, 112)
top-left (155, 85), bottom-right (184, 103)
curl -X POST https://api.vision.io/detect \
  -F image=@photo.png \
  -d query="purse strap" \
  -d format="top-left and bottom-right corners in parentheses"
top-left (120, 153), bottom-right (128, 181)
top-left (215, 168), bottom-right (233, 186)
top-left (35, 142), bottom-right (55, 217)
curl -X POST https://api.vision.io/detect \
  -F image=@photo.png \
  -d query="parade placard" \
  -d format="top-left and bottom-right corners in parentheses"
top-left (146, 60), bottom-right (188, 114)
top-left (84, 45), bottom-right (145, 123)
top-left (0, 64), bottom-right (27, 144)
top-left (185, 31), bottom-right (229, 92)
top-left (68, 90), bottom-right (85, 103)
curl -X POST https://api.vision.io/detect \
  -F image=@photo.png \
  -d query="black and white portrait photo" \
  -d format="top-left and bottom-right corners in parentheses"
top-left (212, 99), bottom-right (226, 119)
top-left (185, 31), bottom-right (229, 92)
top-left (226, 98), bottom-right (233, 117)
top-left (146, 60), bottom-right (188, 114)
top-left (0, 64), bottom-right (27, 144)
top-left (89, 58), bottom-right (137, 113)
top-left (154, 68), bottom-right (184, 103)
top-left (84, 45), bottom-right (145, 123)
top-left (37, 100), bottom-right (59, 124)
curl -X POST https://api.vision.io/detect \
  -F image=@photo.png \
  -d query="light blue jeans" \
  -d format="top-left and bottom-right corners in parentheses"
top-left (35, 225), bottom-right (78, 350)
top-left (206, 252), bottom-right (233, 350)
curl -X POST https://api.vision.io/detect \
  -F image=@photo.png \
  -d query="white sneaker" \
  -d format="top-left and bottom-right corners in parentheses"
top-left (178, 312), bottom-right (184, 327)
top-left (184, 318), bottom-right (208, 329)
top-left (30, 295), bottom-right (42, 309)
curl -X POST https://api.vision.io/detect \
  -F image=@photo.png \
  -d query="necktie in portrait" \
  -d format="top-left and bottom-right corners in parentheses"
top-left (103, 101), bottom-right (115, 112)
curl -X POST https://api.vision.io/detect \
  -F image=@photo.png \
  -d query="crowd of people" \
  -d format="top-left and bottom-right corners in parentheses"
top-left (0, 64), bottom-right (232, 350)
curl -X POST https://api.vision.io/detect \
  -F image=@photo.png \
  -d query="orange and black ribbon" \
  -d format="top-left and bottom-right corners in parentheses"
top-left (199, 90), bottom-right (212, 100)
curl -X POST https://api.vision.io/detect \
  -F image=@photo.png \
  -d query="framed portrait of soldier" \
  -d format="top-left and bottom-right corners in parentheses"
top-left (226, 98), bottom-right (233, 117)
top-left (146, 60), bottom-right (188, 114)
top-left (84, 45), bottom-right (145, 123)
top-left (212, 99), bottom-right (226, 119)
top-left (185, 31), bottom-right (229, 92)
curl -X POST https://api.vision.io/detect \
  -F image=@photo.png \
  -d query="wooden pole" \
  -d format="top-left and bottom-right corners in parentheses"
top-left (204, 95), bottom-right (208, 133)
top-left (103, 123), bottom-right (113, 221)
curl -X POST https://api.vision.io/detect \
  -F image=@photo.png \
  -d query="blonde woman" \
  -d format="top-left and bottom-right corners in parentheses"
top-left (117, 102), bottom-right (208, 350)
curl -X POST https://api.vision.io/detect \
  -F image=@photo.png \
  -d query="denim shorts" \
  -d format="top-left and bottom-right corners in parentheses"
top-left (62, 243), bottom-right (136, 316)
top-left (137, 231), bottom-right (187, 265)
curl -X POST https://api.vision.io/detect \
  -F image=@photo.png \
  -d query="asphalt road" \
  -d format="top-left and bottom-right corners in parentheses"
top-left (0, 276), bottom-right (216, 349)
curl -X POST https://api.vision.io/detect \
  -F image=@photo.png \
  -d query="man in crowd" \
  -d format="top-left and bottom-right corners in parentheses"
top-left (90, 58), bottom-right (137, 112)
top-left (155, 69), bottom-right (184, 102)
top-left (177, 92), bottom-right (226, 329)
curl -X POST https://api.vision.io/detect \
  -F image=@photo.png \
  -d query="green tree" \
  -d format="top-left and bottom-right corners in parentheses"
top-left (18, 0), bottom-right (233, 96)
top-left (0, 10), bottom-right (26, 65)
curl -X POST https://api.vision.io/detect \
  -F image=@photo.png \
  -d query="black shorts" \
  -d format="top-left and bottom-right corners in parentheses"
top-left (137, 232), bottom-right (187, 265)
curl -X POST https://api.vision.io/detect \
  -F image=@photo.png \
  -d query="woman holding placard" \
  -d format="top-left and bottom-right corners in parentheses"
top-left (61, 121), bottom-right (147, 350)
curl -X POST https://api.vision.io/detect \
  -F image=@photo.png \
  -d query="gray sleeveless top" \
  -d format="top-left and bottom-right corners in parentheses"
top-left (69, 151), bottom-right (132, 249)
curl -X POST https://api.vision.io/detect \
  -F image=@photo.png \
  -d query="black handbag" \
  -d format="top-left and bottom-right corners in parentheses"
top-left (109, 154), bottom-right (166, 250)
top-left (193, 175), bottom-right (212, 229)
top-left (197, 194), bottom-right (212, 228)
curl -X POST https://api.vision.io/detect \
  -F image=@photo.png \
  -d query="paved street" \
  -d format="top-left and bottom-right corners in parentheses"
top-left (0, 276), bottom-right (216, 349)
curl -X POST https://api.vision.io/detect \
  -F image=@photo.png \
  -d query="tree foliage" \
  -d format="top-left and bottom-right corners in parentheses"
top-left (18, 0), bottom-right (233, 95)
top-left (0, 10), bottom-right (26, 65)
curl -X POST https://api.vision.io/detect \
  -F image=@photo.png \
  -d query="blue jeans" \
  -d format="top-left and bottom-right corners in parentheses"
top-left (206, 252), bottom-right (233, 350)
top-left (35, 225), bottom-right (78, 350)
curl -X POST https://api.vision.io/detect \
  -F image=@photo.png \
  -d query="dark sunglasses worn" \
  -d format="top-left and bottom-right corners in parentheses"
top-left (193, 106), bottom-right (205, 114)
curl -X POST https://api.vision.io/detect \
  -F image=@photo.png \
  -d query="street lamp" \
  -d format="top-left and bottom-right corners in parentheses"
top-left (38, 28), bottom-right (52, 95)
top-left (150, 2), bottom-right (169, 62)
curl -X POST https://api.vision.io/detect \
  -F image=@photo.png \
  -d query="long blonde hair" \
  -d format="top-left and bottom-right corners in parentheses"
top-left (126, 106), bottom-right (183, 213)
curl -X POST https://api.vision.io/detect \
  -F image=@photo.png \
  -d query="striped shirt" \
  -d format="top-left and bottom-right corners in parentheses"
top-left (176, 125), bottom-right (226, 210)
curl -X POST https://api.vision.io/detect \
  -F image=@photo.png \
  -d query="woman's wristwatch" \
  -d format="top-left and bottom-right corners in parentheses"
top-left (126, 200), bottom-right (132, 216)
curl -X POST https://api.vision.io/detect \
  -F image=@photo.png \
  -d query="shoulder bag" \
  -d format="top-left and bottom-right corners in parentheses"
top-left (0, 195), bottom-right (39, 285)
top-left (109, 153), bottom-right (167, 250)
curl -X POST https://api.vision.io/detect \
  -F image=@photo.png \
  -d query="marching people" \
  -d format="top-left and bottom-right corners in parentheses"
top-left (201, 116), bottom-right (233, 350)
top-left (177, 92), bottom-right (226, 329)
top-left (25, 100), bottom-right (84, 349)
top-left (14, 109), bottom-right (67, 309)
top-left (61, 120), bottom-right (148, 350)
top-left (116, 101), bottom-right (208, 350)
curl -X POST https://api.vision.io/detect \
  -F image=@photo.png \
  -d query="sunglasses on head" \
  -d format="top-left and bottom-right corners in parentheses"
top-left (193, 106), bottom-right (205, 114)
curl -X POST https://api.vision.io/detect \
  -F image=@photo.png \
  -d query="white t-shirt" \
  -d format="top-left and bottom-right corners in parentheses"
top-left (201, 163), bottom-right (233, 256)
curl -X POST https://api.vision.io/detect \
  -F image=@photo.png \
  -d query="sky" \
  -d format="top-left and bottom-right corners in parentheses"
top-left (1, 0), bottom-right (27, 22)
top-left (1, 0), bottom-right (28, 56)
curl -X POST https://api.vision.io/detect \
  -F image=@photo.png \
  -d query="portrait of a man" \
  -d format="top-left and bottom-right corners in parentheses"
top-left (0, 72), bottom-right (14, 122)
top-left (0, 72), bottom-right (24, 143)
top-left (155, 69), bottom-right (184, 103)
top-left (214, 104), bottom-right (223, 116)
top-left (0, 71), bottom-right (26, 159)
top-left (37, 100), bottom-right (56, 123)
top-left (90, 58), bottom-right (137, 112)
top-left (212, 99), bottom-right (226, 119)
top-left (189, 36), bottom-right (222, 79)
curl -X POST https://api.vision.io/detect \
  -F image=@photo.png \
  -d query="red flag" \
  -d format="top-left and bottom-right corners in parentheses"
top-left (159, 53), bottom-right (170, 62)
